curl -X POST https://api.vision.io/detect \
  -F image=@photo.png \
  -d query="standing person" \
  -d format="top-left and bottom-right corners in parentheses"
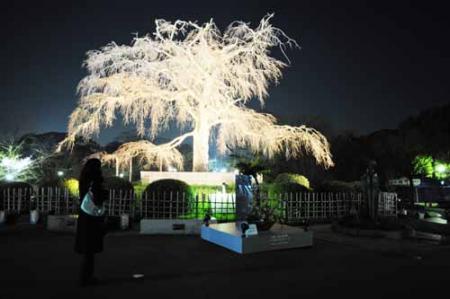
top-left (75, 158), bottom-right (107, 286)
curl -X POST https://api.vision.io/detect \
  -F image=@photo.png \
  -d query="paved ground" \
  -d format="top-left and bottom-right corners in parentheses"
top-left (1, 223), bottom-right (448, 299)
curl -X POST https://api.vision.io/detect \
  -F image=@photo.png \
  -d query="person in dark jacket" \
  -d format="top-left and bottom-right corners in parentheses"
top-left (75, 158), bottom-right (107, 286)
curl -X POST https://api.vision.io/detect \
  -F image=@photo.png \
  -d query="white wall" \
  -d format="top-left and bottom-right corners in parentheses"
top-left (140, 171), bottom-right (236, 185)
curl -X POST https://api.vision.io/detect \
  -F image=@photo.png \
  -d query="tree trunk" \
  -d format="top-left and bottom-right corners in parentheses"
top-left (192, 123), bottom-right (210, 172)
top-left (129, 158), bottom-right (133, 182)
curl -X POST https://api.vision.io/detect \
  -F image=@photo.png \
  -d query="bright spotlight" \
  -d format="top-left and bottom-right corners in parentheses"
top-left (1, 156), bottom-right (34, 182)
top-left (435, 164), bottom-right (446, 174)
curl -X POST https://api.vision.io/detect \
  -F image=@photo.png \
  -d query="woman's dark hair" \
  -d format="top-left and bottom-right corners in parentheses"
top-left (79, 158), bottom-right (103, 187)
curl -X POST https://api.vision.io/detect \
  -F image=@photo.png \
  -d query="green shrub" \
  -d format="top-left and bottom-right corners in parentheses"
top-left (133, 181), bottom-right (148, 199)
top-left (271, 173), bottom-right (311, 194)
top-left (183, 184), bottom-right (234, 196)
top-left (274, 173), bottom-right (311, 188)
top-left (191, 185), bottom-right (222, 195)
top-left (271, 183), bottom-right (310, 194)
top-left (63, 178), bottom-right (79, 197)
top-left (103, 177), bottom-right (134, 191)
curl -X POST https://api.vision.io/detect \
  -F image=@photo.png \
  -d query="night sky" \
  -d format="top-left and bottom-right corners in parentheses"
top-left (1, 0), bottom-right (449, 143)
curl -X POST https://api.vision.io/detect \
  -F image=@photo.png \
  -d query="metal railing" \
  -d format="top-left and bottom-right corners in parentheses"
top-left (140, 192), bottom-right (236, 221)
top-left (35, 187), bottom-right (76, 215)
top-left (270, 192), bottom-right (364, 223)
top-left (104, 190), bottom-right (134, 217)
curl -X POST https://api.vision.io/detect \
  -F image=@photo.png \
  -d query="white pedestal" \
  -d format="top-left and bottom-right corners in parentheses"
top-left (140, 218), bottom-right (217, 235)
top-left (201, 222), bottom-right (313, 254)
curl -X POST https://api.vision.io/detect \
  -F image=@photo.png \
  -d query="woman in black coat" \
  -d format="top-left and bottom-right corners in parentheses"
top-left (74, 158), bottom-right (107, 286)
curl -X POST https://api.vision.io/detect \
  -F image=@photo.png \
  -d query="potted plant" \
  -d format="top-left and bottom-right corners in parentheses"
top-left (247, 199), bottom-right (281, 231)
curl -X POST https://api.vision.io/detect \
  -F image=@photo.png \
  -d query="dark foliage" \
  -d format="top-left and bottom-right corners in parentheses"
top-left (316, 180), bottom-right (362, 192)
top-left (0, 181), bottom-right (33, 189)
top-left (103, 177), bottom-right (133, 190)
top-left (36, 179), bottom-right (64, 188)
top-left (330, 104), bottom-right (450, 192)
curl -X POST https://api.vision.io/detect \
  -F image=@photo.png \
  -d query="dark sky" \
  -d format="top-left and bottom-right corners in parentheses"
top-left (1, 0), bottom-right (449, 143)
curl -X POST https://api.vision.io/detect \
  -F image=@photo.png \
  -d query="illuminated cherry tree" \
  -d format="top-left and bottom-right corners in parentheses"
top-left (87, 141), bottom-right (183, 180)
top-left (59, 14), bottom-right (334, 171)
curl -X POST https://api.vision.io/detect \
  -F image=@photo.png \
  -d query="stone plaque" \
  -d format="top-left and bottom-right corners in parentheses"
top-left (269, 234), bottom-right (290, 247)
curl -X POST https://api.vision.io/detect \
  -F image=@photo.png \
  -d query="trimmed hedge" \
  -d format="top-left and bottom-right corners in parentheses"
top-left (271, 173), bottom-right (311, 193)
top-left (274, 173), bottom-right (310, 188)
top-left (271, 183), bottom-right (310, 193)
top-left (144, 179), bottom-right (193, 218)
top-left (145, 179), bottom-right (193, 195)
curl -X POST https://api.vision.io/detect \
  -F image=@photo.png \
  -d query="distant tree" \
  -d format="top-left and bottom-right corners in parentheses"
top-left (19, 133), bottom-right (102, 182)
top-left (413, 155), bottom-right (434, 178)
top-left (399, 104), bottom-right (450, 158)
top-left (329, 132), bottom-right (369, 182)
top-left (413, 155), bottom-right (449, 180)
